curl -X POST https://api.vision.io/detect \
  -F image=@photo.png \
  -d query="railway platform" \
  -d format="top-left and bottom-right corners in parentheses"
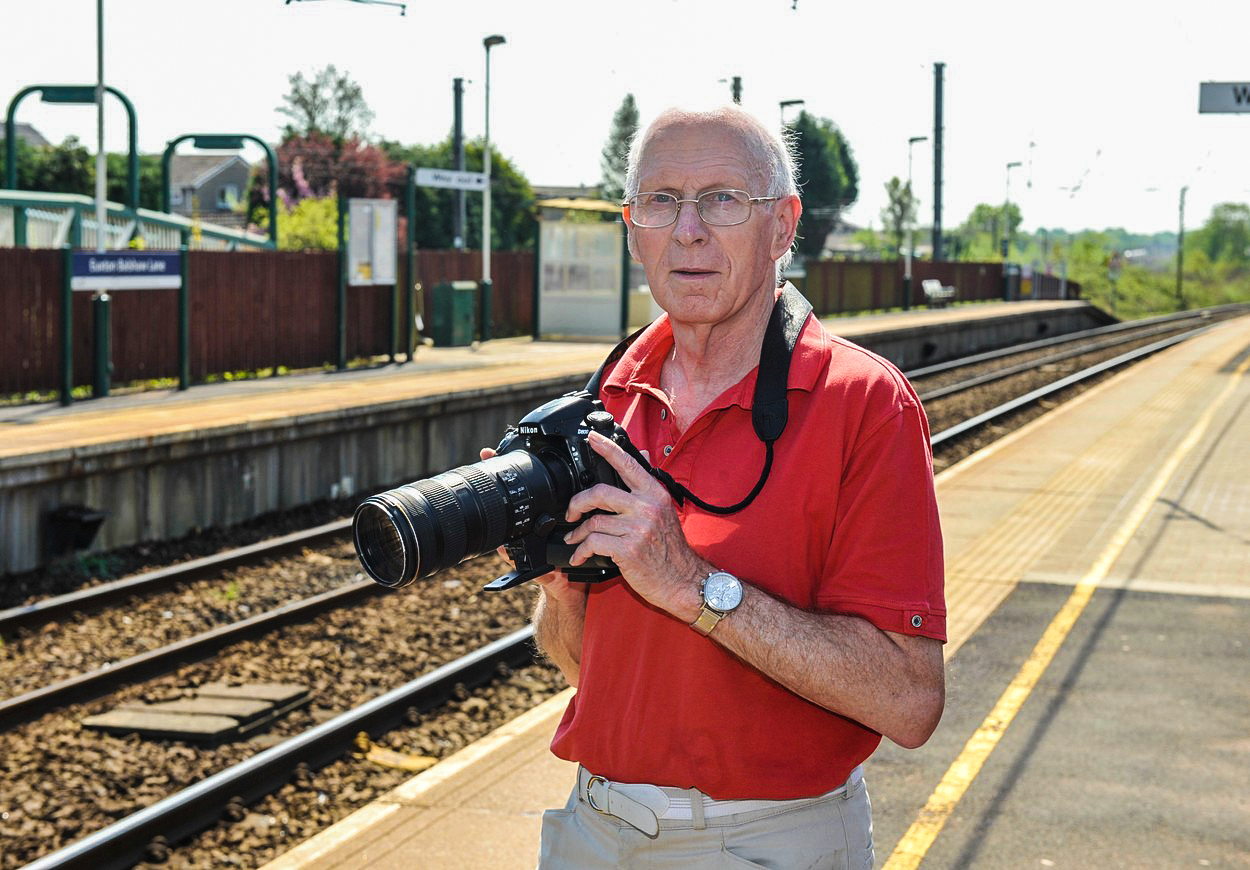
top-left (0, 300), bottom-right (1098, 577)
top-left (260, 312), bottom-right (1250, 869)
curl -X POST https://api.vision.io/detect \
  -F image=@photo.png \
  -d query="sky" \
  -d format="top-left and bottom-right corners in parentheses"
top-left (5, 0), bottom-right (1250, 237)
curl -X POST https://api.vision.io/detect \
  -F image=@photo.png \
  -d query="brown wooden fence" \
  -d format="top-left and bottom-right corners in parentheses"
top-left (2, 246), bottom-right (1077, 397)
top-left (0, 247), bottom-right (535, 396)
top-left (801, 259), bottom-right (1079, 314)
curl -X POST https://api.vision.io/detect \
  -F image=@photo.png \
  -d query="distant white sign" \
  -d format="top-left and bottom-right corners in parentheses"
top-left (1199, 81), bottom-right (1250, 113)
top-left (348, 198), bottom-right (397, 287)
top-left (415, 167), bottom-right (487, 192)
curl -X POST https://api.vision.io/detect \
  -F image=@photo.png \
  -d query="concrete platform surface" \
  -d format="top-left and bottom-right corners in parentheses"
top-left (0, 300), bottom-right (1086, 459)
top-left (260, 313), bottom-right (1250, 868)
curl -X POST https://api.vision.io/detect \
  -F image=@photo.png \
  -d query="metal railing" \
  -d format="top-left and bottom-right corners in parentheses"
top-left (0, 190), bottom-right (272, 251)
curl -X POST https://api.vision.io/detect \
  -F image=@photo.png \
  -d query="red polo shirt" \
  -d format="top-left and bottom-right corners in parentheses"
top-left (550, 302), bottom-right (946, 800)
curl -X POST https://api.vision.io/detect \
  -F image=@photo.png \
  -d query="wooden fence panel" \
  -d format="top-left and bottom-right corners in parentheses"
top-left (0, 248), bottom-right (61, 394)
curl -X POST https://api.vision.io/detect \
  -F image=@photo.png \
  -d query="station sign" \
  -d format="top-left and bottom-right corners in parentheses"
top-left (70, 251), bottom-right (182, 291)
top-left (1198, 82), bottom-right (1250, 113)
top-left (415, 167), bottom-right (487, 192)
top-left (348, 198), bottom-right (398, 287)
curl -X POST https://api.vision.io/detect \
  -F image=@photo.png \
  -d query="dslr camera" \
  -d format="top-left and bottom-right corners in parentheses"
top-left (352, 391), bottom-right (641, 592)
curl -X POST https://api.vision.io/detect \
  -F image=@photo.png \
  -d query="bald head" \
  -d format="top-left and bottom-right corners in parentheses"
top-left (623, 106), bottom-right (799, 204)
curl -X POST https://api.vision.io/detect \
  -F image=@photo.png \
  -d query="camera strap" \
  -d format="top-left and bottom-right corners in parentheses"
top-left (584, 284), bottom-right (812, 515)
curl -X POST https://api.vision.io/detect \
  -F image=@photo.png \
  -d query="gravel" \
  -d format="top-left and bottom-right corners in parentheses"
top-left (0, 333), bottom-right (1166, 868)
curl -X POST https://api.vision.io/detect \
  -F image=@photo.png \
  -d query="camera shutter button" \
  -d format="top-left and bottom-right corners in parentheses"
top-left (586, 411), bottom-right (616, 436)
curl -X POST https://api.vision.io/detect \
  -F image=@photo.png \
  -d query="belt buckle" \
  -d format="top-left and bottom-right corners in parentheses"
top-left (585, 775), bottom-right (610, 814)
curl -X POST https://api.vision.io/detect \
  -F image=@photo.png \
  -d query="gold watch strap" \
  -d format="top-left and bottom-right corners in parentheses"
top-left (691, 604), bottom-right (724, 636)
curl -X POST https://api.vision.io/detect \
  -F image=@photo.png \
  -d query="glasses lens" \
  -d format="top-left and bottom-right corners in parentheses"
top-left (697, 190), bottom-right (751, 226)
top-left (630, 193), bottom-right (677, 227)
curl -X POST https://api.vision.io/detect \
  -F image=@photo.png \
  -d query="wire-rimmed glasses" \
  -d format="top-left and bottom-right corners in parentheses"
top-left (624, 189), bottom-right (781, 228)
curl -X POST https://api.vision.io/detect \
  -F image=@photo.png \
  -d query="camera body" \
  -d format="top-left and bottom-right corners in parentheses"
top-left (485, 392), bottom-right (632, 590)
top-left (352, 391), bottom-right (641, 592)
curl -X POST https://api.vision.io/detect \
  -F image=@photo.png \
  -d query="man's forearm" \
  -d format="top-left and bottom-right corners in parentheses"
top-left (713, 585), bottom-right (945, 748)
top-left (533, 585), bottom-right (586, 687)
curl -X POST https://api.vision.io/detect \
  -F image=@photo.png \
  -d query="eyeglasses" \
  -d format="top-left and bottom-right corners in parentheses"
top-left (623, 189), bottom-right (781, 228)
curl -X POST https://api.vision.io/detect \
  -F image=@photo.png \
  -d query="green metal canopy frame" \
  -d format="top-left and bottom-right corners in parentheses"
top-left (161, 134), bottom-right (278, 247)
top-left (5, 84), bottom-right (139, 210)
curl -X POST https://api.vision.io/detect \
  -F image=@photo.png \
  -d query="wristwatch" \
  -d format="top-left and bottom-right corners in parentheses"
top-left (691, 571), bottom-right (744, 636)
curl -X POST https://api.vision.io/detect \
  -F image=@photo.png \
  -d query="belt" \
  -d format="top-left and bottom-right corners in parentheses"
top-left (575, 765), bottom-right (864, 838)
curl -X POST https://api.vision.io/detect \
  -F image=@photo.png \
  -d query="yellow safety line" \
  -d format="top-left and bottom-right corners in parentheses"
top-left (883, 351), bottom-right (1250, 870)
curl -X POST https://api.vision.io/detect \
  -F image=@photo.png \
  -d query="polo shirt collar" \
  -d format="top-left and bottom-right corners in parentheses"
top-left (601, 284), bottom-right (827, 411)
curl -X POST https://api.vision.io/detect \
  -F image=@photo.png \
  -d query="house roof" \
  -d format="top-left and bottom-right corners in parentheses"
top-left (0, 121), bottom-right (51, 147)
top-left (169, 154), bottom-right (250, 189)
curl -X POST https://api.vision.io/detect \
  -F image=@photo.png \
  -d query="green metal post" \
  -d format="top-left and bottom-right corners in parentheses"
top-left (389, 276), bottom-right (399, 364)
top-left (619, 217), bottom-right (631, 337)
top-left (337, 193), bottom-right (347, 371)
top-left (60, 245), bottom-right (74, 406)
top-left (478, 279), bottom-right (492, 343)
top-left (161, 134), bottom-right (279, 247)
top-left (531, 216), bottom-right (542, 340)
top-left (406, 165), bottom-right (416, 361)
top-left (178, 244), bottom-right (190, 390)
top-left (14, 204), bottom-right (27, 247)
top-left (92, 291), bottom-right (111, 397)
top-left (6, 84), bottom-right (140, 209)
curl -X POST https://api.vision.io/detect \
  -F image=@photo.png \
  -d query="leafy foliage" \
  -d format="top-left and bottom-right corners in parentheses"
top-left (879, 177), bottom-right (917, 257)
top-left (379, 136), bottom-right (535, 251)
top-left (788, 111), bottom-right (858, 257)
top-left (276, 64), bottom-right (375, 143)
top-left (1, 135), bottom-right (162, 209)
top-left (269, 195), bottom-right (340, 252)
top-left (600, 93), bottom-right (639, 203)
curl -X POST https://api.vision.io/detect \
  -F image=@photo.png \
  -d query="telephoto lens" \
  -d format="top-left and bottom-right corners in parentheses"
top-left (353, 449), bottom-right (573, 588)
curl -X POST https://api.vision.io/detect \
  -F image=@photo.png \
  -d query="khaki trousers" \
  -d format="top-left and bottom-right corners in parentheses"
top-left (537, 769), bottom-right (874, 869)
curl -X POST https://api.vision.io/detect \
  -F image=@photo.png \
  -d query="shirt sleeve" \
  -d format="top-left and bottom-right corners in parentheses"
top-left (814, 383), bottom-right (947, 641)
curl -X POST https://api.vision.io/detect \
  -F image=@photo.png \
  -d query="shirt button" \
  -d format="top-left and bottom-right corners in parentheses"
top-left (911, 614), bottom-right (924, 628)
top-left (663, 445), bottom-right (673, 456)
top-left (659, 408), bottom-right (668, 420)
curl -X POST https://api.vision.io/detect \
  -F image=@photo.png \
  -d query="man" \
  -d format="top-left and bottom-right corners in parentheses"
top-left (533, 105), bottom-right (946, 868)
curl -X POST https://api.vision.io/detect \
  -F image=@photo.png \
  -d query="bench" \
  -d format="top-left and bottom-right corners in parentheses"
top-left (921, 279), bottom-right (956, 308)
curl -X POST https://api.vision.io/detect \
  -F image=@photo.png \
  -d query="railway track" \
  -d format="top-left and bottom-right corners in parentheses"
top-left (4, 305), bottom-right (1246, 870)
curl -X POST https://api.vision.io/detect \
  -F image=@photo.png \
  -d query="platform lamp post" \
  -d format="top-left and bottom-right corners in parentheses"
top-left (1003, 160), bottom-right (1022, 300)
top-left (480, 33), bottom-right (505, 343)
top-left (903, 135), bottom-right (928, 310)
top-left (1176, 185), bottom-right (1188, 310)
top-left (779, 99), bottom-right (804, 127)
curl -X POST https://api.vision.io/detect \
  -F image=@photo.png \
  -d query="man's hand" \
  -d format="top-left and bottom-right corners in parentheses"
top-left (562, 431), bottom-right (708, 621)
top-left (481, 447), bottom-right (586, 682)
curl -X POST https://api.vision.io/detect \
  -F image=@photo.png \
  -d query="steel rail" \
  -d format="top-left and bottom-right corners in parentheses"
top-left (929, 323), bottom-right (1214, 449)
top-left (902, 306), bottom-right (1221, 379)
top-left (19, 626), bottom-right (537, 870)
top-left (14, 313), bottom-right (1242, 870)
top-left (0, 580), bottom-right (379, 730)
top-left (0, 518), bottom-right (351, 635)
top-left (915, 318), bottom-right (1207, 403)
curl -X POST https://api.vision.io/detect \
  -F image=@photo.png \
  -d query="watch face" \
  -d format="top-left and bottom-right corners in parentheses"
top-left (704, 573), bottom-right (743, 611)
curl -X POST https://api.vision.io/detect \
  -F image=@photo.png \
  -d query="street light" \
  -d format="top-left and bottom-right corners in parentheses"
top-left (903, 135), bottom-right (928, 309)
top-left (481, 33), bottom-right (505, 342)
top-left (1176, 185), bottom-right (1188, 310)
top-left (780, 99), bottom-right (805, 126)
top-left (1004, 160), bottom-right (1022, 258)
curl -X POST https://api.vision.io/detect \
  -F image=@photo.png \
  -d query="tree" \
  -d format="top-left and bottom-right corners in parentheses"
top-left (953, 202), bottom-right (1022, 260)
top-left (1, 136), bottom-right (161, 210)
top-left (599, 93), bottom-right (639, 203)
top-left (879, 177), bottom-right (917, 257)
top-left (788, 111), bottom-right (858, 258)
top-left (1188, 202), bottom-right (1250, 265)
top-left (380, 135), bottom-right (535, 251)
top-left (277, 64), bottom-right (375, 143)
